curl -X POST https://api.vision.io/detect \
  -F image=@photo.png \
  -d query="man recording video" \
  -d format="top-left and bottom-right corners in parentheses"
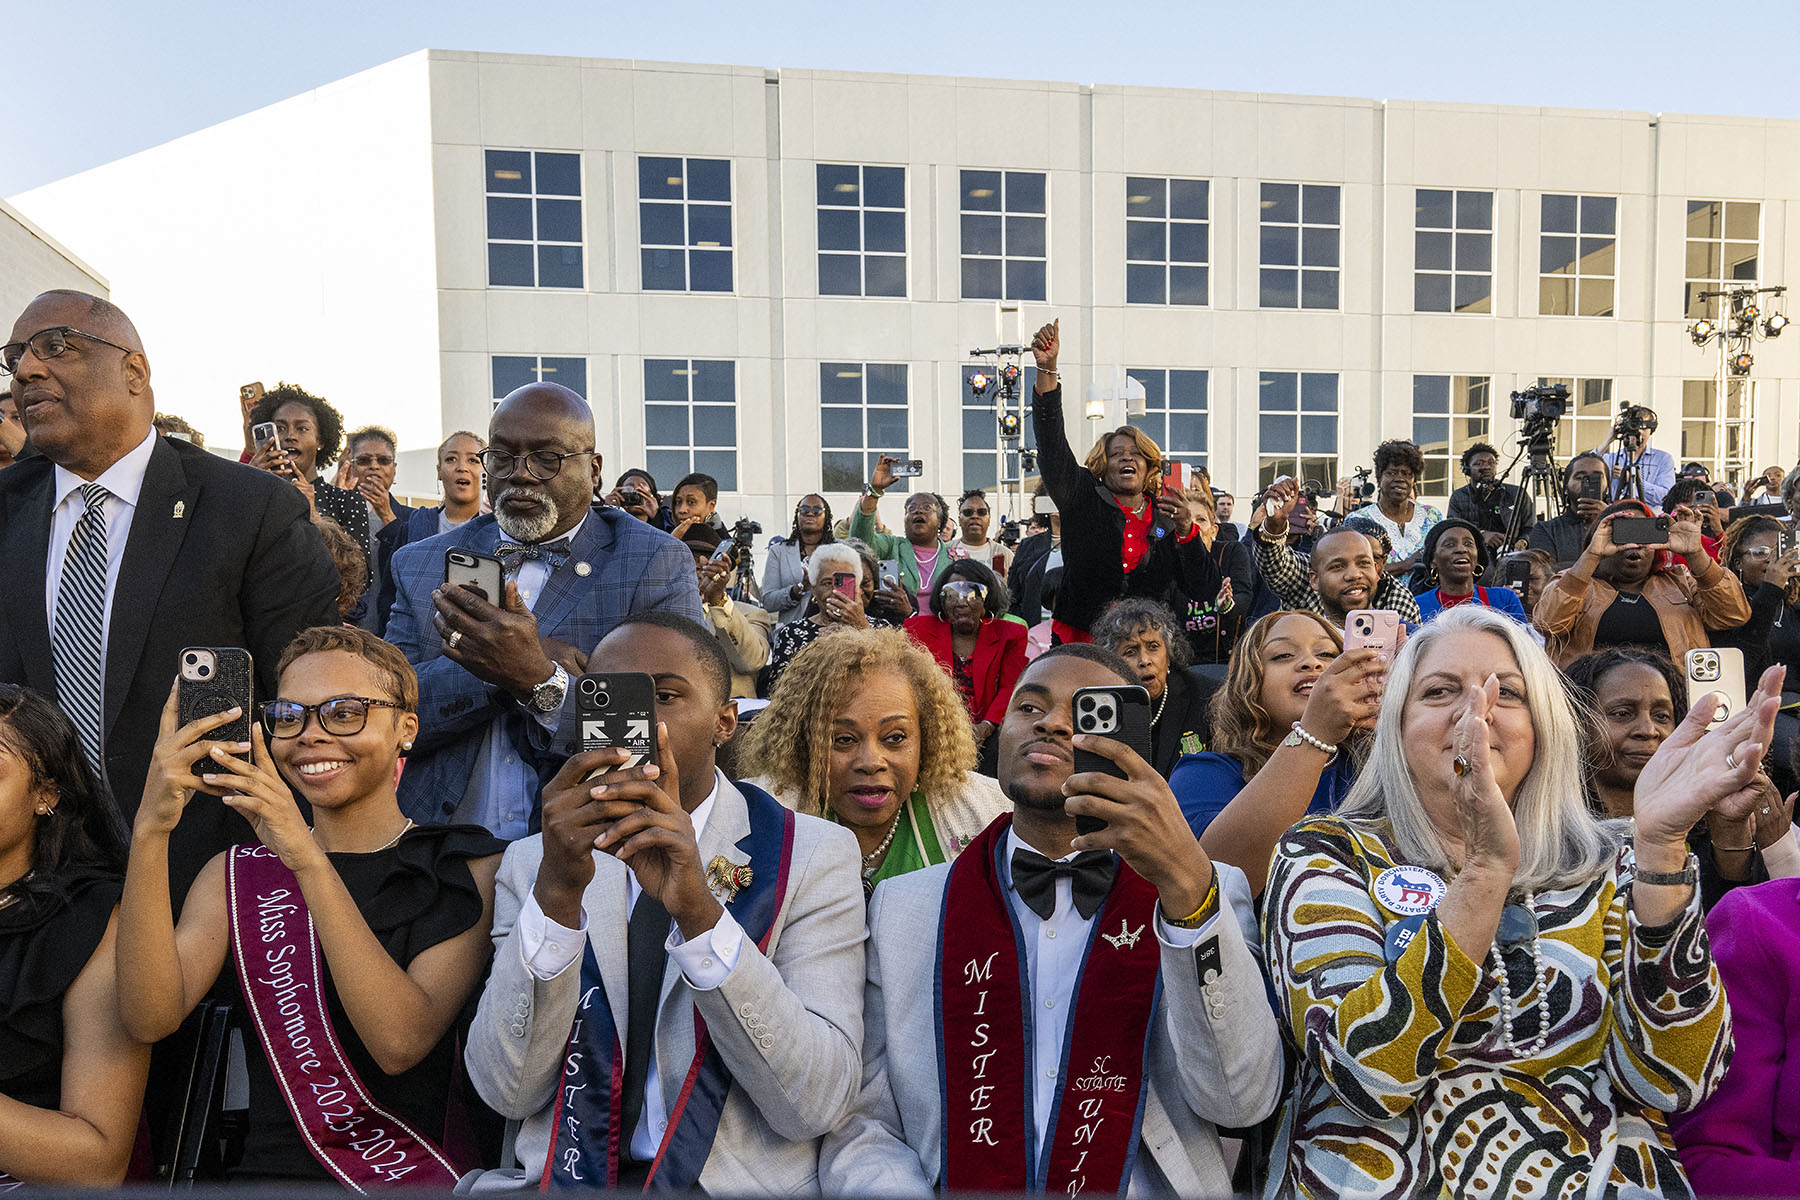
top-left (1595, 404), bottom-right (1675, 506)
top-left (1447, 442), bottom-right (1535, 553)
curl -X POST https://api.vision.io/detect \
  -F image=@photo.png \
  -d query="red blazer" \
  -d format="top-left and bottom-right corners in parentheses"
top-left (903, 614), bottom-right (1029, 726)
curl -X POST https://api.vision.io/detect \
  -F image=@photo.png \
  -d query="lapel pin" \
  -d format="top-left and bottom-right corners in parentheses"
top-left (575, 561), bottom-right (592, 577)
top-left (705, 855), bottom-right (752, 903)
top-left (172, 501), bottom-right (186, 519)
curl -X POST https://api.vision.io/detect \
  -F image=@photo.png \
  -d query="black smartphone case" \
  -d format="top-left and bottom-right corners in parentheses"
top-left (1069, 685), bottom-right (1153, 835)
top-left (177, 648), bottom-right (253, 776)
top-left (576, 673), bottom-right (658, 772)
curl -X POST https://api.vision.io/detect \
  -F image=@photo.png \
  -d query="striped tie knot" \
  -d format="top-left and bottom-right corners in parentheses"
top-left (79, 482), bottom-right (111, 512)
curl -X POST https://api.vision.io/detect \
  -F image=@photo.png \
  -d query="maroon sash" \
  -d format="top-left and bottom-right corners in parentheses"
top-left (227, 845), bottom-right (460, 1191)
top-left (937, 818), bottom-right (1163, 1194)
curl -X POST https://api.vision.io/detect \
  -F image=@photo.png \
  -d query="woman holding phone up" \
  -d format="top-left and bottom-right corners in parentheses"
top-left (1534, 499), bottom-right (1751, 670)
top-left (760, 542), bottom-right (892, 696)
top-left (118, 626), bottom-right (502, 1187)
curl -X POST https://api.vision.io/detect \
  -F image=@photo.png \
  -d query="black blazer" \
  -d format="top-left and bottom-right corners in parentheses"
top-left (0, 435), bottom-right (340, 901)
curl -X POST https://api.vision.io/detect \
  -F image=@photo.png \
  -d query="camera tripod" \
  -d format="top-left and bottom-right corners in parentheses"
top-left (1608, 437), bottom-right (1648, 504)
top-left (1497, 428), bottom-right (1566, 551)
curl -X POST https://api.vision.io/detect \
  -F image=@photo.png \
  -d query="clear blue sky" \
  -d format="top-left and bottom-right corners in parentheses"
top-left (8, 0), bottom-right (1796, 197)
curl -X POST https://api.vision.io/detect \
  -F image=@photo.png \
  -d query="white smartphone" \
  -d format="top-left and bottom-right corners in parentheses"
top-left (1344, 609), bottom-right (1401, 657)
top-left (1685, 647), bottom-right (1746, 729)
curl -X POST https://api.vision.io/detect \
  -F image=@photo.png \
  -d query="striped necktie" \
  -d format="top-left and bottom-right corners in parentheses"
top-left (53, 483), bottom-right (111, 778)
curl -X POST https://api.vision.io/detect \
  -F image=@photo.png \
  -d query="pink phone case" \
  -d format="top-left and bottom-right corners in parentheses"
top-left (1343, 609), bottom-right (1401, 655)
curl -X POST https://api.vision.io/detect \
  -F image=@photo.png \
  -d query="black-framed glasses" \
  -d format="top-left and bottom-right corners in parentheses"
top-left (477, 448), bottom-right (592, 481)
top-left (262, 696), bottom-right (403, 739)
top-left (0, 326), bottom-right (135, 375)
top-left (350, 453), bottom-right (395, 468)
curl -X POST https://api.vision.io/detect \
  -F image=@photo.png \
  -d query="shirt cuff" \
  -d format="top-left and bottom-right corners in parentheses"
top-left (666, 909), bottom-right (744, 990)
top-left (1155, 909), bottom-right (1219, 948)
top-left (705, 597), bottom-right (736, 623)
top-left (517, 891), bottom-right (588, 981)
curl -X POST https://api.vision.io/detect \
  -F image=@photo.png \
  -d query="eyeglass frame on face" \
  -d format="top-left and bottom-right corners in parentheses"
top-left (0, 326), bottom-right (136, 375)
top-left (940, 580), bottom-right (988, 602)
top-left (350, 453), bottom-right (396, 468)
top-left (476, 447), bottom-right (594, 481)
top-left (795, 504), bottom-right (826, 516)
top-left (261, 695), bottom-right (404, 739)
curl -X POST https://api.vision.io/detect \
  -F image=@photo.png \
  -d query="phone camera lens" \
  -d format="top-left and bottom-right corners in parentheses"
top-left (197, 665), bottom-right (211, 677)
top-left (184, 653), bottom-right (198, 665)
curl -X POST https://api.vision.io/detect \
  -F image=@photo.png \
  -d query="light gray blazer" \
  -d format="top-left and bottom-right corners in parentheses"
top-left (819, 858), bottom-right (1283, 1197)
top-left (465, 780), bottom-right (867, 1194)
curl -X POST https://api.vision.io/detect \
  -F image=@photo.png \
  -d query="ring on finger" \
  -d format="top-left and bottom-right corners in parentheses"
top-left (447, 629), bottom-right (463, 650)
top-left (1452, 754), bottom-right (1471, 777)
top-left (1726, 750), bottom-right (1739, 770)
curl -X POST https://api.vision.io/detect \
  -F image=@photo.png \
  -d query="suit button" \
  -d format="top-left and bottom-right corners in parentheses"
top-left (759, 1035), bottom-right (774, 1050)
top-left (740, 1003), bottom-right (754, 1018)
top-left (1202, 968), bottom-right (1218, 986)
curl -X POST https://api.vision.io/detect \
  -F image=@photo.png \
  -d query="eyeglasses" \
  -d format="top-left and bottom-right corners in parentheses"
top-left (941, 581), bottom-right (988, 602)
top-left (1738, 547), bottom-right (1776, 561)
top-left (796, 505), bottom-right (826, 516)
top-left (477, 448), bottom-right (592, 481)
top-left (961, 508), bottom-right (990, 518)
top-left (262, 696), bottom-right (403, 739)
top-left (351, 454), bottom-right (395, 468)
top-left (0, 326), bottom-right (135, 375)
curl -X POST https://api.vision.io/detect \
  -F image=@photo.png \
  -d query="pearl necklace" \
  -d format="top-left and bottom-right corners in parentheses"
top-left (861, 811), bottom-right (902, 877)
top-left (1148, 683), bottom-right (1169, 728)
top-left (1488, 895), bottom-right (1550, 1058)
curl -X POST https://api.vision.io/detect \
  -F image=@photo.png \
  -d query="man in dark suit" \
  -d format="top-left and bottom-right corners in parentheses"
top-left (0, 289), bottom-right (338, 899)
top-left (385, 383), bottom-right (704, 837)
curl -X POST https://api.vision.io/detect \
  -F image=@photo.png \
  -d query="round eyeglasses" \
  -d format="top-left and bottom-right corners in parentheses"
top-left (477, 448), bottom-right (593, 481)
top-left (262, 696), bottom-right (403, 739)
top-left (0, 326), bottom-right (135, 375)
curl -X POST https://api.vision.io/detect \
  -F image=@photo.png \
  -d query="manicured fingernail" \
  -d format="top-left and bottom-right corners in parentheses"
top-left (591, 785), bottom-right (608, 797)
top-left (226, 706), bottom-right (241, 716)
top-left (211, 746), bottom-right (227, 757)
top-left (203, 774), bottom-right (218, 783)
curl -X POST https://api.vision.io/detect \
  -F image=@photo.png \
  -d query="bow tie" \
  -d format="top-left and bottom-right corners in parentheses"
top-left (1010, 847), bottom-right (1116, 922)
top-left (494, 538), bottom-right (572, 573)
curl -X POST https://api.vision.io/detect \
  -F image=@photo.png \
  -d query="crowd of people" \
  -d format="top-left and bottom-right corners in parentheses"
top-left (4, 293), bottom-right (1800, 1195)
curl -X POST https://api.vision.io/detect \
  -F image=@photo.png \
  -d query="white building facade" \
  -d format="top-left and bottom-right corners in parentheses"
top-left (0, 197), bottom-right (107, 336)
top-left (14, 50), bottom-right (1800, 529)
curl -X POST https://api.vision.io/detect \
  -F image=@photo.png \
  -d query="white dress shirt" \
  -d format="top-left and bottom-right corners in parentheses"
top-left (45, 428), bottom-right (158, 679)
top-left (454, 514), bottom-right (588, 840)
top-left (516, 769), bottom-right (746, 1159)
top-left (999, 828), bottom-right (1213, 1175)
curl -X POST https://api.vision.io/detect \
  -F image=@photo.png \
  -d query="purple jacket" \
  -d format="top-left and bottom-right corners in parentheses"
top-left (1672, 876), bottom-right (1800, 1194)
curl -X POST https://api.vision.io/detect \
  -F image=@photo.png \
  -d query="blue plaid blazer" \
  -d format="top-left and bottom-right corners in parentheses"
top-left (385, 508), bottom-right (705, 827)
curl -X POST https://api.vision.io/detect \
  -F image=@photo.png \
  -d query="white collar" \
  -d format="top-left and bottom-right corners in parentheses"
top-left (52, 428), bottom-right (157, 512)
top-left (1002, 826), bottom-right (1081, 885)
top-left (688, 769), bottom-right (726, 843)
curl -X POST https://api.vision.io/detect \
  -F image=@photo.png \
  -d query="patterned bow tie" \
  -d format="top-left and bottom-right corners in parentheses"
top-left (1011, 847), bottom-right (1117, 921)
top-left (494, 538), bottom-right (573, 573)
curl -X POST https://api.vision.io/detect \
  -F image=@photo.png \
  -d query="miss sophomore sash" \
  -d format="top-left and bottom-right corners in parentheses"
top-left (937, 817), bottom-right (1163, 1195)
top-left (227, 845), bottom-right (461, 1191)
top-left (541, 783), bottom-right (796, 1192)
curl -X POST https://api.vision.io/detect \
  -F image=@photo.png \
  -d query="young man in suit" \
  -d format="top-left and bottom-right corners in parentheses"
top-left (466, 613), bottom-right (865, 1191)
top-left (821, 643), bottom-right (1282, 1196)
top-left (0, 289), bottom-right (339, 902)
top-left (384, 383), bottom-right (704, 838)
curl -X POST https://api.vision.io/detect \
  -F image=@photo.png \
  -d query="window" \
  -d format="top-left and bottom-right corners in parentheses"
top-left (960, 365), bottom-right (1038, 492)
top-left (485, 150), bottom-right (583, 289)
top-left (1680, 379), bottom-right (1747, 478)
top-left (1684, 200), bottom-right (1759, 319)
top-left (1260, 183), bottom-right (1339, 309)
top-left (817, 164), bottom-right (906, 298)
top-left (490, 356), bottom-right (588, 409)
top-left (639, 156), bottom-right (733, 292)
top-left (1539, 195), bottom-right (1616, 317)
top-left (1414, 190), bottom-right (1493, 314)
top-left (1258, 371), bottom-right (1338, 490)
top-left (1537, 376), bottom-right (1615, 459)
top-left (1126, 178), bottom-right (1209, 305)
top-left (1123, 369), bottom-right (1208, 467)
top-left (644, 359), bottom-right (738, 492)
top-left (960, 170), bottom-right (1046, 301)
top-left (820, 363), bottom-right (909, 493)
top-left (1411, 376), bottom-right (1492, 497)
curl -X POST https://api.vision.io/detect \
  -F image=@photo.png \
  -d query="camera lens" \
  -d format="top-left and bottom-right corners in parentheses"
top-left (577, 677), bottom-right (600, 698)
top-left (198, 665), bottom-right (211, 677)
top-left (184, 652), bottom-right (198, 665)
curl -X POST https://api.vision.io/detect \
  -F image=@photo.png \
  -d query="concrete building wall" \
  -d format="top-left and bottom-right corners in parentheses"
top-left (0, 198), bottom-right (107, 331)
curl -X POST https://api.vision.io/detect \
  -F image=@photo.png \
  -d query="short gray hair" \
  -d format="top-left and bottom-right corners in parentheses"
top-left (809, 542), bottom-right (864, 585)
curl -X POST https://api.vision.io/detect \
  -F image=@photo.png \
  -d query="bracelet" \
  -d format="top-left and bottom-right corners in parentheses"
top-left (1711, 844), bottom-right (1756, 853)
top-left (864, 485), bottom-right (884, 499)
top-left (1163, 865), bottom-right (1219, 929)
top-left (1284, 721), bottom-right (1337, 756)
top-left (1632, 853), bottom-right (1699, 887)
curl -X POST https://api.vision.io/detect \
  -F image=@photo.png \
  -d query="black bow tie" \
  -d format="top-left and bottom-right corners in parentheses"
top-left (1010, 847), bottom-right (1116, 922)
top-left (494, 538), bottom-right (572, 573)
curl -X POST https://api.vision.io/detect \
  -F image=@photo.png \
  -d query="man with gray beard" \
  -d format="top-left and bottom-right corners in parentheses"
top-left (385, 383), bottom-right (704, 837)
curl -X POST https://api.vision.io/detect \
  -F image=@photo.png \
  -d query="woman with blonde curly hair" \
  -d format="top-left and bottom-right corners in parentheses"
top-left (737, 628), bottom-right (1007, 897)
top-left (1169, 609), bottom-right (1381, 896)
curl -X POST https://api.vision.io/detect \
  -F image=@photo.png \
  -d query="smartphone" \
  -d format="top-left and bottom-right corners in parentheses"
top-left (444, 548), bottom-right (504, 604)
top-left (1034, 494), bottom-right (1058, 516)
top-left (1069, 685), bottom-right (1153, 837)
top-left (1782, 526), bottom-right (1798, 558)
top-left (239, 381), bottom-right (265, 405)
top-left (1504, 558), bottom-right (1533, 591)
top-left (1685, 648), bottom-right (1747, 729)
top-left (1580, 475), bottom-right (1604, 501)
top-left (832, 571), bottom-right (859, 599)
top-left (576, 672), bottom-right (658, 777)
top-left (177, 647), bottom-right (253, 778)
top-left (1610, 515), bottom-right (1670, 546)
top-left (251, 421), bottom-right (278, 454)
top-left (710, 538), bottom-right (736, 562)
top-left (1344, 609), bottom-right (1402, 657)
top-left (1694, 490), bottom-right (1716, 509)
top-left (891, 459), bottom-right (925, 478)
top-left (1164, 460), bottom-right (1187, 493)
top-left (878, 559), bottom-right (901, 589)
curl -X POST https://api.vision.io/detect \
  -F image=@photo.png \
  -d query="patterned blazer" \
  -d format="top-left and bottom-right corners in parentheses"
top-left (385, 509), bottom-right (705, 826)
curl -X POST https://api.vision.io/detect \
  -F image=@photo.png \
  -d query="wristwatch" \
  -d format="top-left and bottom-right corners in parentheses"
top-left (526, 663), bottom-right (569, 714)
top-left (1632, 853), bottom-right (1698, 888)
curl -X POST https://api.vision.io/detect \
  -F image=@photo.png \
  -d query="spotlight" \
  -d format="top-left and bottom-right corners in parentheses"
top-left (1690, 319), bottom-right (1716, 345)
top-left (999, 363), bottom-right (1021, 389)
top-left (969, 372), bottom-right (990, 398)
top-left (1765, 313), bottom-right (1789, 337)
top-left (1020, 449), bottom-right (1038, 472)
top-left (1731, 351), bottom-right (1754, 375)
top-left (1739, 301), bottom-right (1761, 320)
top-left (997, 412), bottom-right (1022, 438)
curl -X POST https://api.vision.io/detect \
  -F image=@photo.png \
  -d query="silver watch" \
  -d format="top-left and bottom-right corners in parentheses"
top-left (527, 663), bottom-right (569, 714)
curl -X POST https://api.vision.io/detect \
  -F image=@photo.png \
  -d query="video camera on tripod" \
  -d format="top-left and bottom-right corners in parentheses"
top-left (1610, 400), bottom-right (1653, 447)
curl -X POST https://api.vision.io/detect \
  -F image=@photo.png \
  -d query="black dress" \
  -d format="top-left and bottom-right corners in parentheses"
top-left (0, 869), bottom-right (122, 1112)
top-left (226, 825), bottom-right (503, 1183)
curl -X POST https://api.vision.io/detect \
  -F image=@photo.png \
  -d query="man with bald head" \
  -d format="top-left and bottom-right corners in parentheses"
top-left (0, 289), bottom-right (339, 898)
top-left (385, 382), bottom-right (704, 837)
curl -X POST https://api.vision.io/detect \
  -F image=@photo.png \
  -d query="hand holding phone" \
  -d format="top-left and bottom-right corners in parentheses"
top-left (891, 458), bottom-right (925, 478)
top-left (1344, 609), bottom-right (1402, 658)
top-left (177, 647), bottom-right (254, 778)
top-left (1068, 685), bottom-right (1153, 836)
top-left (445, 548), bottom-right (504, 604)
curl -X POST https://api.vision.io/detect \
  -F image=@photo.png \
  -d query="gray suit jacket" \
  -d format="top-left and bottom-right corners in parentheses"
top-left (820, 859), bottom-right (1282, 1197)
top-left (464, 779), bottom-right (867, 1193)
